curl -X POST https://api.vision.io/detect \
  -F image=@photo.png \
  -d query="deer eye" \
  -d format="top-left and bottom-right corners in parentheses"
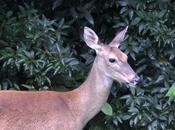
top-left (109, 58), bottom-right (116, 63)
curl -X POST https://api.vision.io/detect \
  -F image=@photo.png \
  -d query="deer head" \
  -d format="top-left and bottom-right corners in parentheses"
top-left (83, 26), bottom-right (139, 85)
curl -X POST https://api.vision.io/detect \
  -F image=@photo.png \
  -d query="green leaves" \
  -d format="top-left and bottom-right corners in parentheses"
top-left (166, 84), bottom-right (175, 97)
top-left (101, 102), bottom-right (113, 116)
top-left (0, 4), bottom-right (82, 90)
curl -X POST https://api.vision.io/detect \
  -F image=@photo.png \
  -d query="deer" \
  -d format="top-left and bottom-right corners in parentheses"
top-left (0, 26), bottom-right (139, 130)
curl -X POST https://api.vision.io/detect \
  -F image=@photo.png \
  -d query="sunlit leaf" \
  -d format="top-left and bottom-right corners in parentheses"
top-left (166, 84), bottom-right (175, 97)
top-left (101, 102), bottom-right (113, 116)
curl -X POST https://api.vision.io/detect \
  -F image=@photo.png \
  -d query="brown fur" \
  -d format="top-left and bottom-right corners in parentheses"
top-left (0, 91), bottom-right (85, 130)
top-left (0, 26), bottom-right (138, 130)
top-left (111, 47), bottom-right (128, 62)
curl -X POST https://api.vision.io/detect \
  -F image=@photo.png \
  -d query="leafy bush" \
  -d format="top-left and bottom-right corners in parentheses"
top-left (0, 0), bottom-right (175, 130)
top-left (0, 4), bottom-right (83, 90)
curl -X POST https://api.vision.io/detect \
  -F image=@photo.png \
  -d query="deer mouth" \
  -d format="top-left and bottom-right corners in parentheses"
top-left (126, 75), bottom-right (140, 86)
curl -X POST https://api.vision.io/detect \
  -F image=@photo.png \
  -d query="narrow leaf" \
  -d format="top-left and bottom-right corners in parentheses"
top-left (166, 83), bottom-right (175, 96)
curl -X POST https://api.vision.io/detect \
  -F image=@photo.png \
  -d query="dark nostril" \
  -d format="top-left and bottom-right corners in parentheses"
top-left (129, 75), bottom-right (140, 85)
top-left (134, 75), bottom-right (140, 82)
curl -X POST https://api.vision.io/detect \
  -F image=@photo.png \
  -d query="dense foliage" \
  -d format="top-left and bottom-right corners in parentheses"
top-left (0, 0), bottom-right (175, 130)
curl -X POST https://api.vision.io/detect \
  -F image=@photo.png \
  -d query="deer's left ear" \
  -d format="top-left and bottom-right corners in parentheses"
top-left (109, 26), bottom-right (128, 48)
top-left (84, 26), bottom-right (102, 54)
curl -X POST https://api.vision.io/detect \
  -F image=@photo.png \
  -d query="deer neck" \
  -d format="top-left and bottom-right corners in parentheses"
top-left (77, 56), bottom-right (113, 125)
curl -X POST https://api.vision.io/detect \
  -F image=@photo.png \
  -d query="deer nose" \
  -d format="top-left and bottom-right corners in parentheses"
top-left (130, 75), bottom-right (140, 85)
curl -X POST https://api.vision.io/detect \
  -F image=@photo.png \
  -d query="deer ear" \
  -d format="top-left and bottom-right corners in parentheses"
top-left (109, 26), bottom-right (128, 48)
top-left (84, 27), bottom-right (102, 53)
